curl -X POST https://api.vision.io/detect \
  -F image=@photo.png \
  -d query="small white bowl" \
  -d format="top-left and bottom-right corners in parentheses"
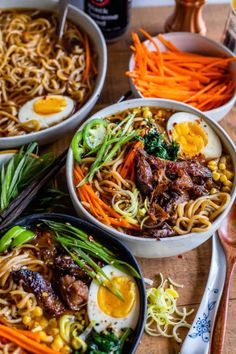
top-left (66, 98), bottom-right (236, 258)
top-left (129, 32), bottom-right (236, 122)
top-left (0, 0), bottom-right (107, 149)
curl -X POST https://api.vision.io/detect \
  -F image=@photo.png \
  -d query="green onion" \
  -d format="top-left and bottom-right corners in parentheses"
top-left (0, 143), bottom-right (52, 212)
top-left (42, 220), bottom-right (140, 301)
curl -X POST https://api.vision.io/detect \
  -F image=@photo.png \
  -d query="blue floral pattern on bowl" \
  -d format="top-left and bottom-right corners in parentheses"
top-left (188, 288), bottom-right (219, 343)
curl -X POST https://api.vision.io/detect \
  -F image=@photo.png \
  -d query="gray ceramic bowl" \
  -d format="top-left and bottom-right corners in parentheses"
top-left (66, 98), bottom-right (236, 258)
top-left (0, 0), bottom-right (107, 148)
top-left (129, 32), bottom-right (236, 122)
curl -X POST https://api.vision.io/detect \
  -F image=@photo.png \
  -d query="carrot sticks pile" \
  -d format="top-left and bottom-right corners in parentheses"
top-left (126, 29), bottom-right (236, 111)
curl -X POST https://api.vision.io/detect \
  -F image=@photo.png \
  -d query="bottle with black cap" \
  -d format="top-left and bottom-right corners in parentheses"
top-left (84, 0), bottom-right (132, 42)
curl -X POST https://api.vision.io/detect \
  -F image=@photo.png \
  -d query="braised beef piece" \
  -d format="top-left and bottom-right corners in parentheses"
top-left (59, 275), bottom-right (88, 311)
top-left (53, 255), bottom-right (89, 279)
top-left (135, 151), bottom-right (153, 194)
top-left (12, 269), bottom-right (65, 317)
top-left (134, 149), bottom-right (213, 237)
top-left (34, 231), bottom-right (58, 265)
top-left (143, 223), bottom-right (175, 239)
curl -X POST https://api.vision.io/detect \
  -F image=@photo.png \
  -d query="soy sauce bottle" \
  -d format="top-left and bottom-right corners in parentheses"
top-left (84, 0), bottom-right (132, 42)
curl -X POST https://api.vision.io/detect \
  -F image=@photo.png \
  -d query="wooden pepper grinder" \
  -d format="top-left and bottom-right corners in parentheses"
top-left (165, 0), bottom-right (206, 35)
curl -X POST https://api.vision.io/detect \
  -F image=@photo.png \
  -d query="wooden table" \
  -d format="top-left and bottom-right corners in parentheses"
top-left (50, 4), bottom-right (236, 354)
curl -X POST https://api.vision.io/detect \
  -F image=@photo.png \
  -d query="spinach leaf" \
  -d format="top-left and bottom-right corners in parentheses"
top-left (140, 128), bottom-right (179, 161)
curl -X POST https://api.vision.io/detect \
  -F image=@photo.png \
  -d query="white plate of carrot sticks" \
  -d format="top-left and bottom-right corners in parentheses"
top-left (127, 31), bottom-right (236, 121)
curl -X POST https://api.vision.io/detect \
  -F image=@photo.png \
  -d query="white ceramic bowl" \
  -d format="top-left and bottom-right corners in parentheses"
top-left (129, 32), bottom-right (236, 122)
top-left (66, 98), bottom-right (236, 258)
top-left (0, 0), bottom-right (107, 149)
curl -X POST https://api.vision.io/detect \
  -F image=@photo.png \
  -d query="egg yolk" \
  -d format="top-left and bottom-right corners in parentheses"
top-left (33, 96), bottom-right (67, 115)
top-left (172, 122), bottom-right (208, 157)
top-left (97, 276), bottom-right (136, 318)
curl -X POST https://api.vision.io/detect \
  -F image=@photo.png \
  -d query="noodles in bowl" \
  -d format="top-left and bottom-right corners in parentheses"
top-left (67, 100), bottom-right (236, 257)
top-left (0, 9), bottom-right (97, 137)
top-left (0, 214), bottom-right (145, 353)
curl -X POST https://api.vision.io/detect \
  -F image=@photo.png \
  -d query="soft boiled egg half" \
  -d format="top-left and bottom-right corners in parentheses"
top-left (87, 265), bottom-right (139, 334)
top-left (167, 112), bottom-right (222, 159)
top-left (18, 95), bottom-right (75, 130)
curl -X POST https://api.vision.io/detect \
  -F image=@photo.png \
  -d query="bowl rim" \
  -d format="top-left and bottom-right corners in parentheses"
top-left (0, 212), bottom-right (147, 354)
top-left (0, 2), bottom-right (107, 142)
top-left (66, 97), bottom-right (236, 244)
top-left (128, 32), bottom-right (236, 113)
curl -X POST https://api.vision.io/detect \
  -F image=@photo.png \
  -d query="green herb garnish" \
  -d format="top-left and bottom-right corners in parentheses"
top-left (140, 128), bottom-right (179, 161)
top-left (87, 328), bottom-right (131, 354)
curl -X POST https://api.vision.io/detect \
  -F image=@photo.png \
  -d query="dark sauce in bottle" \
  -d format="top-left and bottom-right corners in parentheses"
top-left (84, 0), bottom-right (132, 42)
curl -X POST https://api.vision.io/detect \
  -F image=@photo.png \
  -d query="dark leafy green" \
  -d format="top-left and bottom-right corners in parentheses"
top-left (140, 128), bottom-right (179, 161)
top-left (87, 328), bottom-right (131, 354)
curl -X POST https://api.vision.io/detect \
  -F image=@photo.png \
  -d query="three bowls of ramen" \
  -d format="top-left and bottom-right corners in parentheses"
top-left (0, 213), bottom-right (146, 353)
top-left (66, 98), bottom-right (236, 258)
top-left (0, 0), bottom-right (107, 148)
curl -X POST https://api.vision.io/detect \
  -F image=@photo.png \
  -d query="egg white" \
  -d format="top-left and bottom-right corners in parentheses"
top-left (18, 95), bottom-right (75, 129)
top-left (167, 112), bottom-right (222, 159)
top-left (87, 265), bottom-right (140, 333)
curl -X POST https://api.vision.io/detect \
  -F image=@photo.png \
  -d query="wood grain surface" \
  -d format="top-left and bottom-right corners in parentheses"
top-left (48, 4), bottom-right (236, 354)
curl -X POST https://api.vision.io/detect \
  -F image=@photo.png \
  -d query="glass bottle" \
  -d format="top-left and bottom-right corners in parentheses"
top-left (84, 0), bottom-right (132, 42)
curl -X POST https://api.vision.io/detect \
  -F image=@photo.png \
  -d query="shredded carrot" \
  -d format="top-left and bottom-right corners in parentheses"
top-left (127, 29), bottom-right (236, 111)
top-left (0, 325), bottom-right (60, 354)
top-left (120, 141), bottom-right (143, 179)
top-left (74, 164), bottom-right (140, 230)
top-left (82, 34), bottom-right (91, 83)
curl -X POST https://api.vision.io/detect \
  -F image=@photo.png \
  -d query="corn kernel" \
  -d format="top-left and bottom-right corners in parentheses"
top-left (223, 180), bottom-right (233, 187)
top-left (210, 188), bottom-right (217, 194)
top-left (143, 109), bottom-right (152, 119)
top-left (208, 160), bottom-right (217, 166)
top-left (212, 172), bottom-right (220, 181)
top-left (133, 108), bottom-right (140, 114)
top-left (39, 318), bottom-right (48, 328)
top-left (224, 170), bottom-right (234, 180)
top-left (52, 335), bottom-right (64, 351)
top-left (39, 331), bottom-right (53, 343)
top-left (220, 175), bottom-right (227, 183)
top-left (209, 165), bottom-right (217, 171)
top-left (220, 156), bottom-right (226, 164)
top-left (219, 163), bottom-right (226, 170)
top-left (222, 186), bottom-right (231, 193)
top-left (32, 306), bottom-right (43, 318)
top-left (22, 316), bottom-right (31, 326)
